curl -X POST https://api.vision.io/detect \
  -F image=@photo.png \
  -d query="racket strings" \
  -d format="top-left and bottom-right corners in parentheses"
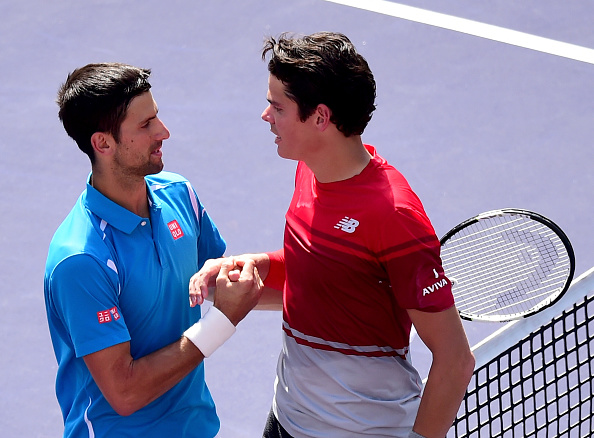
top-left (441, 214), bottom-right (572, 320)
top-left (450, 235), bottom-right (563, 298)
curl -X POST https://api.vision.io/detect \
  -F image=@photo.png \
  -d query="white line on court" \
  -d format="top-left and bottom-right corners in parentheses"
top-left (322, 0), bottom-right (594, 65)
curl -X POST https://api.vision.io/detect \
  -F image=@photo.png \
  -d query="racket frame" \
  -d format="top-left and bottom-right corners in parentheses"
top-left (440, 208), bottom-right (575, 322)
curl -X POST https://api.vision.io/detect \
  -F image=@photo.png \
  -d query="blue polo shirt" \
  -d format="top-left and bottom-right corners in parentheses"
top-left (44, 171), bottom-right (226, 438)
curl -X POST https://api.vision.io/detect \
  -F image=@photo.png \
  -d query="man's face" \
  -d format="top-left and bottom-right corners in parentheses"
top-left (261, 75), bottom-right (317, 161)
top-left (113, 91), bottom-right (170, 177)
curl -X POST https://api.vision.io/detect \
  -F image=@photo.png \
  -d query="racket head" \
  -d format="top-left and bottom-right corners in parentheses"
top-left (440, 208), bottom-right (575, 322)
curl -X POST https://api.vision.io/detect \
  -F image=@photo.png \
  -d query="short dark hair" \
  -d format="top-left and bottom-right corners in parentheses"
top-left (56, 63), bottom-right (152, 163)
top-left (262, 32), bottom-right (376, 137)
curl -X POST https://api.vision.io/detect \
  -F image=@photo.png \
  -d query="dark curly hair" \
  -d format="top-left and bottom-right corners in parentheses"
top-left (262, 32), bottom-right (376, 137)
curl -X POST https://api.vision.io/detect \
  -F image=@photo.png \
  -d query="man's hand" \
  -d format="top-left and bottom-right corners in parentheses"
top-left (213, 259), bottom-right (263, 326)
top-left (189, 254), bottom-right (277, 310)
top-left (188, 257), bottom-right (227, 307)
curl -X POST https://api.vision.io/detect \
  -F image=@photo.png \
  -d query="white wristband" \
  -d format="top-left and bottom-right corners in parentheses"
top-left (184, 306), bottom-right (236, 357)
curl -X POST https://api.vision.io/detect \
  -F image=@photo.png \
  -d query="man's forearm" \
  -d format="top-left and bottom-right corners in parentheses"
top-left (412, 352), bottom-right (474, 437)
top-left (85, 337), bottom-right (205, 417)
top-left (234, 253), bottom-right (283, 310)
top-left (236, 253), bottom-right (271, 281)
top-left (407, 307), bottom-right (475, 438)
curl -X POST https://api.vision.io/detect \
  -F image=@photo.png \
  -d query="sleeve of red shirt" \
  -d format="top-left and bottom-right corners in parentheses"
top-left (380, 207), bottom-right (455, 312)
top-left (264, 249), bottom-right (286, 291)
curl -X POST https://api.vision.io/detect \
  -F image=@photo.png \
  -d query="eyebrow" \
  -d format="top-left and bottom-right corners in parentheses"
top-left (139, 107), bottom-right (159, 125)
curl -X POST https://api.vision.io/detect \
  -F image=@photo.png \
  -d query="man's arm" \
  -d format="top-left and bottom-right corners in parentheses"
top-left (255, 285), bottom-right (284, 310)
top-left (189, 253), bottom-right (283, 311)
top-left (84, 337), bottom-right (203, 416)
top-left (84, 260), bottom-right (263, 416)
top-left (407, 306), bottom-right (475, 438)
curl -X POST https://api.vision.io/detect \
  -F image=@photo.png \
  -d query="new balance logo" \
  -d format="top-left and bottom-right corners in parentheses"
top-left (334, 217), bottom-right (359, 233)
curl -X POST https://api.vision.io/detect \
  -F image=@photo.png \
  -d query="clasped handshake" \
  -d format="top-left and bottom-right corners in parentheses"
top-left (188, 257), bottom-right (264, 327)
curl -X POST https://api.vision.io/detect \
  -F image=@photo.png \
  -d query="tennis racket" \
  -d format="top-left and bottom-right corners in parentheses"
top-left (440, 208), bottom-right (575, 322)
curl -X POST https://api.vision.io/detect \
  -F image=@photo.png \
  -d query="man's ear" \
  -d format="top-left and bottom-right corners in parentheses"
top-left (314, 104), bottom-right (332, 131)
top-left (90, 132), bottom-right (115, 158)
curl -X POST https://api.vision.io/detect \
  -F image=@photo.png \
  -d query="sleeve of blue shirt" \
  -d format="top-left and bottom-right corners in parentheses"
top-left (48, 254), bottom-right (131, 358)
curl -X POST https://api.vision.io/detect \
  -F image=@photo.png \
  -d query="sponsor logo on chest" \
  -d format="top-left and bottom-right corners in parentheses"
top-left (168, 220), bottom-right (184, 240)
top-left (334, 216), bottom-right (359, 234)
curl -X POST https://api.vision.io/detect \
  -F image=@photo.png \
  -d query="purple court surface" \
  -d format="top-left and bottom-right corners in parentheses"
top-left (1, 1), bottom-right (593, 436)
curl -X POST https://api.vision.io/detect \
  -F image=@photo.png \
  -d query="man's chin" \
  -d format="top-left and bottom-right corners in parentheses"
top-left (145, 161), bottom-right (164, 176)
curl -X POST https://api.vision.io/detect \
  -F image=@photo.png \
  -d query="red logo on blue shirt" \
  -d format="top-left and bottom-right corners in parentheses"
top-left (168, 220), bottom-right (184, 240)
top-left (97, 307), bottom-right (121, 324)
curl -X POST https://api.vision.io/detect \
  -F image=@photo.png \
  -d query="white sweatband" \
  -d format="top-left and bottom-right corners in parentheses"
top-left (183, 306), bottom-right (236, 357)
top-left (408, 432), bottom-right (427, 438)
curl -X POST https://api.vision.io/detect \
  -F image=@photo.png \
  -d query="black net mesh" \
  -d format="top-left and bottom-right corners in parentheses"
top-left (449, 293), bottom-right (594, 437)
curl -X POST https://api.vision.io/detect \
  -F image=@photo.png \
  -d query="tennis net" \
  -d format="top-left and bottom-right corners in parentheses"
top-left (449, 266), bottom-right (594, 438)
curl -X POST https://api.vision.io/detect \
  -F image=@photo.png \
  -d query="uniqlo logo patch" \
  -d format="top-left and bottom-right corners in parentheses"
top-left (168, 220), bottom-right (184, 240)
top-left (97, 307), bottom-right (121, 324)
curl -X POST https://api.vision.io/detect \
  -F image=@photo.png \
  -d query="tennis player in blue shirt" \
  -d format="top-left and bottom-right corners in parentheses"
top-left (44, 63), bottom-right (263, 437)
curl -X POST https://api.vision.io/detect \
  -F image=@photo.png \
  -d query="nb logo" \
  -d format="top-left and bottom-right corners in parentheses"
top-left (334, 217), bottom-right (359, 234)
